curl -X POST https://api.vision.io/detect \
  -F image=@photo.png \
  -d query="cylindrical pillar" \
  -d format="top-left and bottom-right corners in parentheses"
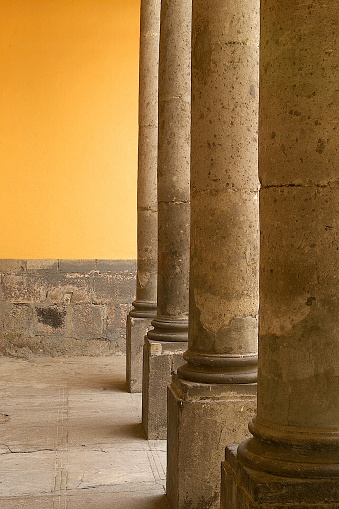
top-left (142, 0), bottom-right (191, 438)
top-left (167, 0), bottom-right (259, 506)
top-left (237, 0), bottom-right (339, 481)
top-left (148, 0), bottom-right (191, 342)
top-left (126, 0), bottom-right (160, 393)
top-left (178, 0), bottom-right (260, 385)
top-left (132, 0), bottom-right (160, 318)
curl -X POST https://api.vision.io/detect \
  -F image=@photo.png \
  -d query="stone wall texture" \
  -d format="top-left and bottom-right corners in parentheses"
top-left (0, 260), bottom-right (136, 358)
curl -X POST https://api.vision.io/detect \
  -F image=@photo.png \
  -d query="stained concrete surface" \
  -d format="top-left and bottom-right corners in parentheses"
top-left (0, 356), bottom-right (169, 508)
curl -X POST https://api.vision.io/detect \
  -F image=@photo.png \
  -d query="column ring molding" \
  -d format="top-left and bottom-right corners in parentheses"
top-left (147, 316), bottom-right (188, 342)
top-left (178, 352), bottom-right (258, 384)
top-left (249, 416), bottom-right (339, 446)
top-left (238, 416), bottom-right (339, 479)
top-left (237, 436), bottom-right (339, 479)
top-left (183, 351), bottom-right (258, 368)
top-left (130, 300), bottom-right (157, 318)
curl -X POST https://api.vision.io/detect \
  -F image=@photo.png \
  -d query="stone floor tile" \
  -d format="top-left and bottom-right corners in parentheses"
top-left (66, 491), bottom-right (170, 509)
top-left (0, 355), bottom-right (170, 508)
top-left (66, 447), bottom-right (158, 489)
top-left (0, 450), bottom-right (56, 497)
top-left (0, 426), bottom-right (62, 452)
top-left (0, 496), bottom-right (56, 509)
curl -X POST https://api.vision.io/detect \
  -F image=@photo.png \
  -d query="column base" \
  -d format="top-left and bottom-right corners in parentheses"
top-left (221, 445), bottom-right (339, 509)
top-left (167, 375), bottom-right (256, 509)
top-left (142, 337), bottom-right (186, 439)
top-left (126, 314), bottom-right (154, 393)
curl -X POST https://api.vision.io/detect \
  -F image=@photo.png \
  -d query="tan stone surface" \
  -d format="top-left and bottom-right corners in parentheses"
top-left (221, 445), bottom-right (339, 509)
top-left (142, 338), bottom-right (186, 439)
top-left (142, 0), bottom-right (192, 439)
top-left (126, 315), bottom-right (153, 393)
top-left (167, 379), bottom-right (256, 509)
top-left (258, 187), bottom-right (339, 430)
top-left (129, 0), bottom-right (161, 388)
top-left (134, 0), bottom-right (161, 308)
top-left (0, 356), bottom-right (169, 508)
top-left (259, 2), bottom-right (338, 187)
top-left (157, 202), bottom-right (190, 318)
top-left (155, 0), bottom-right (191, 321)
top-left (167, 0), bottom-right (260, 506)
top-left (232, 0), bottom-right (339, 490)
top-left (256, 0), bottom-right (339, 435)
top-left (188, 0), bottom-right (259, 358)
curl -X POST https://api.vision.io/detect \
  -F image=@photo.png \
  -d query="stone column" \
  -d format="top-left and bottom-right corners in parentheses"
top-left (221, 1), bottom-right (339, 508)
top-left (166, 0), bottom-right (260, 507)
top-left (142, 0), bottom-right (191, 439)
top-left (126, 0), bottom-right (160, 393)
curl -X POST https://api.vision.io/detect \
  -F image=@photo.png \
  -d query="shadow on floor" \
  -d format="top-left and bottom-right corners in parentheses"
top-left (110, 422), bottom-right (146, 440)
top-left (145, 494), bottom-right (171, 508)
top-left (0, 493), bottom-right (171, 509)
top-left (100, 380), bottom-right (128, 392)
top-left (66, 422), bottom-right (147, 442)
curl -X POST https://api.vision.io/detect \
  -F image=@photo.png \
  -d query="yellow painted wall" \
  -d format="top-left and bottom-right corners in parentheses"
top-left (0, 0), bottom-right (140, 259)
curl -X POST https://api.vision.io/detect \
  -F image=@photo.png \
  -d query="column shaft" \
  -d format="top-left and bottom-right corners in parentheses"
top-left (150, 0), bottom-right (191, 338)
top-left (167, 0), bottom-right (259, 506)
top-left (222, 1), bottom-right (339, 507)
top-left (178, 0), bottom-right (260, 384)
top-left (142, 0), bottom-right (191, 438)
top-left (133, 0), bottom-right (160, 314)
top-left (126, 0), bottom-right (160, 393)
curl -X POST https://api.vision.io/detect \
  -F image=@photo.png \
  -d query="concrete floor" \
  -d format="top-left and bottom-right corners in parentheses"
top-left (0, 355), bottom-right (170, 508)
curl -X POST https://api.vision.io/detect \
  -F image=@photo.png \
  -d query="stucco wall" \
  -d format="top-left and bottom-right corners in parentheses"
top-left (0, 1), bottom-right (139, 259)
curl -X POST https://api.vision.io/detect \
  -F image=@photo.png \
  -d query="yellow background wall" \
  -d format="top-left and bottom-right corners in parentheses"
top-left (0, 0), bottom-right (140, 259)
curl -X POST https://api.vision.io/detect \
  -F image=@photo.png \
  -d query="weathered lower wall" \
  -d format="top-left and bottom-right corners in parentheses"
top-left (0, 260), bottom-right (136, 358)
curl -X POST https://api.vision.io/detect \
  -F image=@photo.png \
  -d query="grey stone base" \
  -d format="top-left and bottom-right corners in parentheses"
top-left (142, 337), bottom-right (186, 439)
top-left (0, 259), bottom-right (136, 357)
top-left (167, 376), bottom-right (256, 509)
top-left (221, 445), bottom-right (339, 509)
top-left (126, 314), bottom-right (154, 393)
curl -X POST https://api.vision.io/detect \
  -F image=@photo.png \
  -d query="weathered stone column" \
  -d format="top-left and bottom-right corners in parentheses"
top-left (126, 0), bottom-right (160, 393)
top-left (142, 0), bottom-right (191, 439)
top-left (166, 0), bottom-right (260, 507)
top-left (221, 1), bottom-right (339, 508)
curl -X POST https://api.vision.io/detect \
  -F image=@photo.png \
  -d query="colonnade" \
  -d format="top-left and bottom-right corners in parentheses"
top-left (127, 0), bottom-right (339, 507)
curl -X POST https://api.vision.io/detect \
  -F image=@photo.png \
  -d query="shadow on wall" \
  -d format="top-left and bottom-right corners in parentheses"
top-left (0, 259), bottom-right (136, 358)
